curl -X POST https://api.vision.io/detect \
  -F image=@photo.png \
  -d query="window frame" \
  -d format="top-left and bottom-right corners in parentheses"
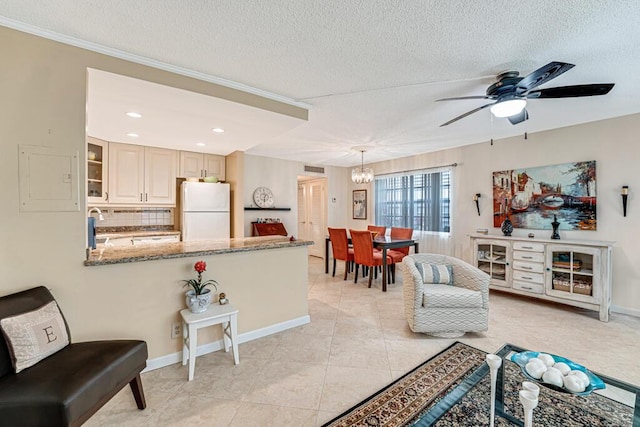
top-left (374, 168), bottom-right (452, 233)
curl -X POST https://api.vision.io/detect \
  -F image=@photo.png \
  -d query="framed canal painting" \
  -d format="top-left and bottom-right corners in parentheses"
top-left (492, 161), bottom-right (596, 230)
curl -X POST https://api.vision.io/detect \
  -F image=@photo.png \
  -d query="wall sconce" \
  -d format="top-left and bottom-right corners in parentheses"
top-left (622, 186), bottom-right (629, 217)
top-left (473, 193), bottom-right (481, 216)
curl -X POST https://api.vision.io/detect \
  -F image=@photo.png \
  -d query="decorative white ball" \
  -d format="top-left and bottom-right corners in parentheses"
top-left (537, 353), bottom-right (555, 367)
top-left (568, 370), bottom-right (590, 388)
top-left (553, 362), bottom-right (571, 376)
top-left (527, 357), bottom-right (546, 368)
top-left (542, 367), bottom-right (564, 387)
top-left (563, 374), bottom-right (586, 393)
top-left (525, 361), bottom-right (547, 379)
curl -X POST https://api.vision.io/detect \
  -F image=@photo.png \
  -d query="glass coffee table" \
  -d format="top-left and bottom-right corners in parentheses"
top-left (413, 343), bottom-right (640, 426)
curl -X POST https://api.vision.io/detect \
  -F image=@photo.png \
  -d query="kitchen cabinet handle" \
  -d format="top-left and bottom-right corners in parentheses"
top-left (521, 266), bottom-right (532, 270)
top-left (105, 191), bottom-right (109, 202)
top-left (522, 256), bottom-right (533, 259)
top-left (140, 193), bottom-right (143, 202)
top-left (522, 246), bottom-right (533, 249)
top-left (145, 193), bottom-right (148, 202)
top-left (522, 286), bottom-right (532, 290)
top-left (204, 170), bottom-right (207, 177)
top-left (522, 276), bottom-right (533, 280)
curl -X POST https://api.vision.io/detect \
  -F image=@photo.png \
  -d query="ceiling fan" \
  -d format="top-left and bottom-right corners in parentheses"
top-left (437, 61), bottom-right (614, 127)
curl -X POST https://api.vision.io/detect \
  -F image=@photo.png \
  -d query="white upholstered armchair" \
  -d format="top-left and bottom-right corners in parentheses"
top-left (402, 253), bottom-right (490, 337)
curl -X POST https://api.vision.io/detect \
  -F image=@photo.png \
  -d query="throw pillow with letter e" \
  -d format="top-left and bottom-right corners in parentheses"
top-left (0, 301), bottom-right (69, 373)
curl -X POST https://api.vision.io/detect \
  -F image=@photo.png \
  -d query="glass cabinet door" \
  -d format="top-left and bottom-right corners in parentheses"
top-left (88, 140), bottom-right (108, 204)
top-left (546, 245), bottom-right (599, 302)
top-left (476, 241), bottom-right (510, 287)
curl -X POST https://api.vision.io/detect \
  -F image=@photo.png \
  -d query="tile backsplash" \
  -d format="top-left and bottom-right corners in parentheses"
top-left (90, 207), bottom-right (174, 227)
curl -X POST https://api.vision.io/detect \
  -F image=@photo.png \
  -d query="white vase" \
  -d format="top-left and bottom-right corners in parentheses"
top-left (185, 289), bottom-right (212, 313)
top-left (485, 354), bottom-right (502, 427)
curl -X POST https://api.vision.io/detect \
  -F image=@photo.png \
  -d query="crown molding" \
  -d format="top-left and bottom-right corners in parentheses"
top-left (0, 17), bottom-right (311, 110)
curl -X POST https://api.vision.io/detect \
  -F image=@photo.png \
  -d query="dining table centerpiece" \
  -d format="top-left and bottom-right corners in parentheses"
top-left (183, 260), bottom-right (219, 313)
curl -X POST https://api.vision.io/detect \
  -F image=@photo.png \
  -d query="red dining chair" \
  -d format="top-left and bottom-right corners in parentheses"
top-left (367, 225), bottom-right (386, 239)
top-left (387, 227), bottom-right (414, 283)
top-left (350, 229), bottom-right (395, 288)
top-left (328, 227), bottom-right (354, 280)
top-left (388, 227), bottom-right (414, 262)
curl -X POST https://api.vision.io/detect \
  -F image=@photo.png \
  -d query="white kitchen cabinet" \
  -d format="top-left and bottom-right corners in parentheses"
top-left (470, 235), bottom-right (613, 321)
top-left (87, 137), bottom-right (109, 205)
top-left (144, 147), bottom-right (178, 204)
top-left (109, 143), bottom-right (177, 205)
top-left (108, 143), bottom-right (145, 204)
top-left (179, 151), bottom-right (225, 181)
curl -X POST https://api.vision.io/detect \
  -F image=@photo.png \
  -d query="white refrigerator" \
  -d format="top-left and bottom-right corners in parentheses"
top-left (181, 182), bottom-right (230, 241)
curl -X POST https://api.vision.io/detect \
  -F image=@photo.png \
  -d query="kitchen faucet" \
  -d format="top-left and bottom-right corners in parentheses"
top-left (87, 207), bottom-right (104, 221)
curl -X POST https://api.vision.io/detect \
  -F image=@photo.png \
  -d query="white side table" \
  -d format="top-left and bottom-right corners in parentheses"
top-left (180, 303), bottom-right (239, 381)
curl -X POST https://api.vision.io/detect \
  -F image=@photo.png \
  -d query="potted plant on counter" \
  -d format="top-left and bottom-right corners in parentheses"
top-left (183, 260), bottom-right (218, 313)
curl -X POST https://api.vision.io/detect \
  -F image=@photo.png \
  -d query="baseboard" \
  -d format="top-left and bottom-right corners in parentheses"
top-left (611, 304), bottom-right (640, 318)
top-left (143, 314), bottom-right (311, 372)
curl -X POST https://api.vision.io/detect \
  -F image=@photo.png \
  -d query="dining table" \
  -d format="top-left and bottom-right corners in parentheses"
top-left (325, 235), bottom-right (419, 292)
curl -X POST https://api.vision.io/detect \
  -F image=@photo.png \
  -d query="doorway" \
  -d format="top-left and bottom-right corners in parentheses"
top-left (297, 177), bottom-right (327, 258)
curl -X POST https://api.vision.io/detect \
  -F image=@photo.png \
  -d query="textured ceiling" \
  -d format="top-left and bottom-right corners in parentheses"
top-left (2, 1), bottom-right (640, 167)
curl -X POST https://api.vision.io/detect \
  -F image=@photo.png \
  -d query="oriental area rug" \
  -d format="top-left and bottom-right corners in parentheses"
top-left (322, 342), bottom-right (633, 427)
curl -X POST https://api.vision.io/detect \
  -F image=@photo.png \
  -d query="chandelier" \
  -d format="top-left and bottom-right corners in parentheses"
top-left (351, 149), bottom-right (374, 184)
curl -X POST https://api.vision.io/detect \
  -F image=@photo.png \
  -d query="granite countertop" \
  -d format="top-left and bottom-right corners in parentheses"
top-left (85, 236), bottom-right (314, 266)
top-left (96, 230), bottom-right (181, 239)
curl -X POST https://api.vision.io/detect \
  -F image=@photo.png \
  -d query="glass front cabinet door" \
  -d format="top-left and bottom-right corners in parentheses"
top-left (474, 239), bottom-right (511, 288)
top-left (545, 244), bottom-right (600, 304)
top-left (87, 138), bottom-right (108, 204)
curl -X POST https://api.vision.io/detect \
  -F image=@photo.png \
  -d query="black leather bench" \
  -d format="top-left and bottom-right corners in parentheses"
top-left (0, 286), bottom-right (148, 426)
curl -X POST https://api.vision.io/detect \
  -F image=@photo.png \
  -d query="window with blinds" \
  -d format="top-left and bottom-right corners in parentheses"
top-left (374, 169), bottom-right (451, 232)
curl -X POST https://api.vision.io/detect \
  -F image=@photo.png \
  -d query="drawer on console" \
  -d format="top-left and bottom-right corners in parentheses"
top-left (513, 281), bottom-right (544, 294)
top-left (513, 250), bottom-right (544, 263)
top-left (513, 270), bottom-right (544, 284)
top-left (513, 241), bottom-right (545, 252)
top-left (513, 260), bottom-right (544, 274)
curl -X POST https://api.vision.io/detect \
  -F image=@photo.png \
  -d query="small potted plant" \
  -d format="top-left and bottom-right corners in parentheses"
top-left (183, 260), bottom-right (218, 313)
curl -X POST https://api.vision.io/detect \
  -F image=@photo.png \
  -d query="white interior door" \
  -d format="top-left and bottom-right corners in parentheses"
top-left (308, 180), bottom-right (326, 258)
top-left (297, 183), bottom-right (310, 241)
top-left (297, 178), bottom-right (326, 258)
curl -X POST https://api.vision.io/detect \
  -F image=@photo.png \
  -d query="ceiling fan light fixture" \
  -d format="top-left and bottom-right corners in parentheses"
top-left (490, 99), bottom-right (527, 118)
top-left (351, 149), bottom-right (374, 184)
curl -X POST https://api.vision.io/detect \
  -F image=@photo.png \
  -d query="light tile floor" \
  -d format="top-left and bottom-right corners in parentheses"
top-left (87, 256), bottom-right (640, 426)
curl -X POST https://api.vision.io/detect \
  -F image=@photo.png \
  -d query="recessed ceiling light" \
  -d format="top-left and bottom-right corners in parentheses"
top-left (126, 112), bottom-right (142, 118)
top-left (127, 133), bottom-right (139, 137)
top-left (196, 142), bottom-right (206, 147)
top-left (211, 128), bottom-right (225, 133)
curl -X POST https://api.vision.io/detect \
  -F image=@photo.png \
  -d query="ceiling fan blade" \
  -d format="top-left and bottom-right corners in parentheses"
top-left (526, 83), bottom-right (615, 99)
top-left (440, 103), bottom-right (495, 127)
top-left (507, 108), bottom-right (529, 125)
top-left (515, 62), bottom-right (575, 93)
top-left (436, 95), bottom-right (493, 102)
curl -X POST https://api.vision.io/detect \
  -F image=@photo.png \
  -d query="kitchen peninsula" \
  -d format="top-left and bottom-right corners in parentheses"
top-left (86, 235), bottom-right (312, 266)
top-left (83, 236), bottom-right (313, 365)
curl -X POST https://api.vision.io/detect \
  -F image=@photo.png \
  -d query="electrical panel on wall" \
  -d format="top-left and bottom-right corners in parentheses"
top-left (18, 145), bottom-right (80, 212)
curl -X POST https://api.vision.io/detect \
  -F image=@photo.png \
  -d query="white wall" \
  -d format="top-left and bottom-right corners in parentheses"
top-left (367, 114), bottom-right (640, 314)
top-left (243, 155), bottom-right (349, 238)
